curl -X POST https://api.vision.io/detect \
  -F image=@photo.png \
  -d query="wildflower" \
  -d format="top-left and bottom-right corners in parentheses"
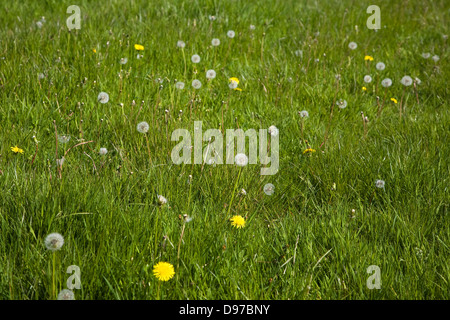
top-left (299, 110), bottom-right (309, 118)
top-left (303, 148), bottom-right (316, 154)
top-left (92, 48), bottom-right (96, 53)
top-left (364, 55), bottom-right (374, 61)
top-left (268, 125), bottom-right (279, 137)
top-left (175, 81), bottom-right (185, 90)
top-left (157, 195), bottom-right (168, 205)
top-left (211, 38), bottom-right (220, 46)
top-left (98, 92), bottom-right (109, 104)
top-left (364, 75), bottom-right (372, 83)
top-left (421, 53), bottom-right (431, 59)
top-left (400, 76), bottom-right (413, 86)
top-left (263, 183), bottom-right (275, 196)
top-left (191, 54), bottom-right (201, 64)
top-left (227, 30), bottom-right (235, 38)
top-left (415, 77), bottom-right (421, 85)
top-left (209, 15), bottom-right (216, 21)
top-left (381, 78), bottom-right (392, 87)
top-left (192, 79), bottom-right (202, 89)
top-left (134, 44), bottom-right (144, 51)
top-left (375, 179), bottom-right (385, 189)
top-left (99, 148), bottom-right (108, 155)
top-left (44, 233), bottom-right (64, 251)
top-left (10, 146), bottom-right (24, 154)
top-left (240, 188), bottom-right (247, 196)
top-left (335, 74), bottom-right (341, 81)
top-left (234, 153), bottom-right (248, 167)
top-left (136, 54), bottom-right (143, 59)
top-left (58, 135), bottom-right (71, 144)
top-left (336, 99), bottom-right (347, 109)
top-left (57, 289), bottom-right (75, 300)
top-left (137, 121), bottom-right (150, 133)
top-left (376, 62), bottom-right (385, 71)
top-left (177, 40), bottom-right (185, 48)
top-left (120, 58), bottom-right (128, 65)
top-left (249, 25), bottom-right (256, 30)
top-left (362, 86), bottom-right (367, 91)
top-left (432, 55), bottom-right (439, 62)
top-left (230, 215), bottom-right (246, 229)
top-left (348, 42), bottom-right (357, 50)
top-left (206, 69), bottom-right (216, 79)
top-left (390, 98), bottom-right (398, 104)
top-left (153, 262), bottom-right (175, 281)
top-left (36, 21), bottom-right (43, 28)
top-left (229, 77), bottom-right (239, 85)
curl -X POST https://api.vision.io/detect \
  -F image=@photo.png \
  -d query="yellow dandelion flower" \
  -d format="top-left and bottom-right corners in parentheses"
top-left (364, 55), bottom-right (374, 61)
top-left (235, 87), bottom-right (243, 91)
top-left (303, 148), bottom-right (316, 154)
top-left (11, 146), bottom-right (24, 154)
top-left (134, 44), bottom-right (144, 51)
top-left (92, 48), bottom-right (96, 53)
top-left (229, 77), bottom-right (239, 85)
top-left (362, 86), bottom-right (367, 91)
top-left (230, 215), bottom-right (246, 229)
top-left (152, 262), bottom-right (175, 281)
top-left (390, 98), bottom-right (398, 104)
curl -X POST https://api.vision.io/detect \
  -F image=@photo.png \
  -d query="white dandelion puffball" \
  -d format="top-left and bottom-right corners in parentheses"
top-left (44, 233), bottom-right (64, 251)
top-left (249, 24), bottom-right (256, 30)
top-left (421, 52), bottom-right (430, 59)
top-left (268, 125), bottom-right (279, 137)
top-left (58, 134), bottom-right (71, 144)
top-left (211, 38), bottom-right (220, 46)
top-left (58, 289), bottom-right (75, 300)
top-left (191, 54), bottom-right (201, 63)
top-left (229, 81), bottom-right (238, 89)
top-left (381, 78), bottom-right (392, 88)
top-left (336, 99), bottom-right (347, 109)
top-left (157, 195), bottom-right (167, 205)
top-left (120, 57), bottom-right (128, 65)
top-left (192, 79), bottom-right (202, 89)
top-left (99, 148), bottom-right (108, 155)
top-left (348, 42), bottom-right (357, 50)
top-left (400, 76), bottom-right (413, 86)
top-left (299, 110), bottom-right (309, 118)
top-left (415, 77), bottom-right (421, 85)
top-left (234, 153), bottom-right (248, 167)
top-left (227, 30), bottom-right (235, 38)
top-left (376, 62), bottom-right (385, 71)
top-left (206, 69), bottom-right (216, 79)
top-left (364, 75), bottom-right (372, 83)
top-left (177, 40), bottom-right (185, 48)
top-left (209, 15), bottom-right (216, 21)
top-left (432, 55), bottom-right (440, 62)
top-left (98, 92), bottom-right (109, 104)
top-left (264, 183), bottom-right (275, 195)
top-left (137, 121), bottom-right (150, 133)
top-left (375, 179), bottom-right (385, 189)
top-left (175, 81), bottom-right (185, 90)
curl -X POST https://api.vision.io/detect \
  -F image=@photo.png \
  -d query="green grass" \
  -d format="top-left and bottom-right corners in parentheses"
top-left (0, 0), bottom-right (448, 300)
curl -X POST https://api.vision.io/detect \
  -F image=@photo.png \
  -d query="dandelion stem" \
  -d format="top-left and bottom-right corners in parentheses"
top-left (226, 167), bottom-right (242, 218)
top-left (52, 252), bottom-right (56, 300)
top-left (156, 281), bottom-right (161, 300)
top-left (378, 87), bottom-right (388, 117)
top-left (145, 134), bottom-right (153, 166)
top-left (399, 86), bottom-right (406, 118)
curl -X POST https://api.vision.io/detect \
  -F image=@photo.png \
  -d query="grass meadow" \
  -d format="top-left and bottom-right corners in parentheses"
top-left (0, 0), bottom-right (449, 300)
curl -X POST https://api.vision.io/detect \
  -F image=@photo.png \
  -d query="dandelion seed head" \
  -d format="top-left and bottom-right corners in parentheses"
top-left (348, 42), bottom-right (357, 50)
top-left (211, 38), bottom-right (220, 46)
top-left (137, 121), bottom-right (150, 133)
top-left (336, 99), bottom-right (347, 109)
top-left (375, 179), bottom-right (385, 189)
top-left (99, 148), bottom-right (108, 155)
top-left (120, 57), bottom-right (128, 65)
top-left (175, 81), bottom-right (185, 90)
top-left (177, 40), bottom-right (185, 48)
top-left (268, 125), bottom-right (279, 137)
top-left (227, 30), bottom-right (235, 38)
top-left (191, 54), bottom-right (201, 63)
top-left (263, 183), bottom-right (275, 196)
top-left (432, 55), bottom-right (440, 62)
top-left (44, 233), bottom-right (64, 251)
top-left (58, 134), bottom-right (71, 144)
top-left (299, 110), bottom-right (309, 118)
top-left (240, 188), bottom-right (247, 196)
top-left (421, 52), bottom-right (431, 59)
top-left (249, 24), bottom-right (256, 30)
top-left (376, 62), bottom-right (385, 71)
top-left (157, 195), bottom-right (167, 205)
top-left (234, 153), bottom-right (248, 167)
top-left (57, 289), bottom-right (75, 300)
top-left (381, 78), bottom-right (392, 88)
top-left (401, 76), bottom-right (413, 86)
top-left (415, 77), bottom-right (421, 85)
top-left (97, 92), bottom-right (109, 104)
top-left (206, 69), bottom-right (216, 79)
top-left (364, 75), bottom-right (372, 83)
top-left (192, 79), bottom-right (202, 89)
